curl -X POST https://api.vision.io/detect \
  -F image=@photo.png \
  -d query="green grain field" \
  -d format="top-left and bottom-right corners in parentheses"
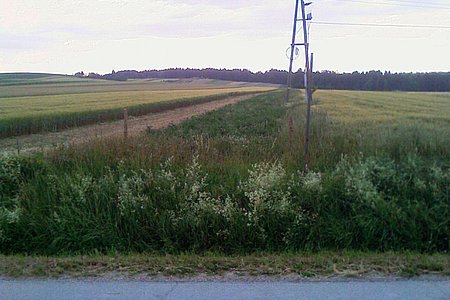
top-left (0, 74), bottom-right (275, 137)
top-left (1, 88), bottom-right (271, 120)
top-left (314, 90), bottom-right (450, 125)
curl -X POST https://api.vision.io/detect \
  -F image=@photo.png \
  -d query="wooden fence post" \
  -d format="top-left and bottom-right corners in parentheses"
top-left (124, 108), bottom-right (128, 138)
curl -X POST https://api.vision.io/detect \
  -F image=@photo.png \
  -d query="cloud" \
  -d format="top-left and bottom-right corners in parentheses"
top-left (0, 0), bottom-right (292, 39)
top-left (0, 33), bottom-right (48, 50)
top-left (0, 0), bottom-right (448, 73)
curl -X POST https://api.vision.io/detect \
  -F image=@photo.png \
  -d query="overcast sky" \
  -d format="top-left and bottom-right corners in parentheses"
top-left (1, 0), bottom-right (449, 74)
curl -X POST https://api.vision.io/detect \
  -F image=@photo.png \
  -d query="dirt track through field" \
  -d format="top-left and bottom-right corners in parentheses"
top-left (0, 93), bottom-right (261, 153)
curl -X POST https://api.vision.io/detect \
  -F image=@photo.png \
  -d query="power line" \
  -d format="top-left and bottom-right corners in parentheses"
top-left (328, 0), bottom-right (450, 10)
top-left (311, 21), bottom-right (450, 29)
top-left (381, 0), bottom-right (450, 7)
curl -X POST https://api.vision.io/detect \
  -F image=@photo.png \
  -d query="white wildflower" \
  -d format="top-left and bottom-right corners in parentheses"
top-left (302, 171), bottom-right (322, 192)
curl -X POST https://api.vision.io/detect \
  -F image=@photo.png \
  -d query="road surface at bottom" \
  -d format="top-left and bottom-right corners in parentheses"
top-left (1, 279), bottom-right (449, 300)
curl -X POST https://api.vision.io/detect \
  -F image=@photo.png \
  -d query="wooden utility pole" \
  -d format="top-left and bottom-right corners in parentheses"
top-left (309, 52), bottom-right (314, 94)
top-left (300, 0), bottom-right (311, 102)
top-left (285, 0), bottom-right (301, 105)
top-left (300, 0), bottom-right (314, 172)
top-left (304, 53), bottom-right (313, 173)
top-left (286, 0), bottom-right (314, 172)
top-left (286, 0), bottom-right (314, 171)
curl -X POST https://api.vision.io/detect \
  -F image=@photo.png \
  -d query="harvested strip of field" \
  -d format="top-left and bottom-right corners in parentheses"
top-left (0, 93), bottom-right (261, 153)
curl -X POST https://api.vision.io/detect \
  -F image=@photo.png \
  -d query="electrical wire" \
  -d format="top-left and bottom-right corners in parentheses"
top-left (326, 0), bottom-right (450, 10)
top-left (307, 23), bottom-right (312, 44)
top-left (380, 0), bottom-right (450, 7)
top-left (311, 21), bottom-right (450, 29)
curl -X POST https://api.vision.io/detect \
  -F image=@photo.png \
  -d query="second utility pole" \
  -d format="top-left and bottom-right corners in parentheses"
top-left (285, 0), bottom-right (314, 172)
top-left (300, 0), bottom-right (313, 173)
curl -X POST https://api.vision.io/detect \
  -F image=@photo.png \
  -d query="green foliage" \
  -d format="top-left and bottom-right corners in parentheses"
top-left (0, 155), bottom-right (22, 198)
top-left (0, 153), bottom-right (447, 254)
top-left (305, 155), bottom-right (449, 251)
top-left (0, 155), bottom-right (24, 244)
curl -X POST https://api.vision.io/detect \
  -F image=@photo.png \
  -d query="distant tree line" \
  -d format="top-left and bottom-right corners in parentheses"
top-left (85, 68), bottom-right (450, 92)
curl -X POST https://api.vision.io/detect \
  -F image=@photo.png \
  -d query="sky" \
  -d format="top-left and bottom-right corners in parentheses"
top-left (0, 0), bottom-right (449, 74)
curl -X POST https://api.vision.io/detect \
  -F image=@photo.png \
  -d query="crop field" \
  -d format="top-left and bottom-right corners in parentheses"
top-left (0, 73), bottom-right (96, 87)
top-left (0, 74), bottom-right (274, 137)
top-left (0, 80), bottom-right (449, 256)
top-left (1, 88), bottom-right (270, 119)
top-left (0, 73), bottom-right (272, 98)
top-left (0, 93), bottom-right (260, 153)
top-left (314, 90), bottom-right (450, 124)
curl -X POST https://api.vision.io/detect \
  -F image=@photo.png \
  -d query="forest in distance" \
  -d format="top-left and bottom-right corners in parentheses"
top-left (81, 68), bottom-right (450, 92)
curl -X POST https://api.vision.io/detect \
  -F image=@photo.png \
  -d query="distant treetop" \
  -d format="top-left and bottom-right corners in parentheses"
top-left (87, 68), bottom-right (450, 92)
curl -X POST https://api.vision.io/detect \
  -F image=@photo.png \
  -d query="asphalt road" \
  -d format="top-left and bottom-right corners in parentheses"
top-left (1, 279), bottom-right (449, 300)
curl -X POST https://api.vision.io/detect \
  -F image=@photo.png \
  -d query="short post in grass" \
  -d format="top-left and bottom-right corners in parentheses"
top-left (124, 108), bottom-right (128, 138)
top-left (288, 116), bottom-right (294, 146)
top-left (16, 138), bottom-right (20, 155)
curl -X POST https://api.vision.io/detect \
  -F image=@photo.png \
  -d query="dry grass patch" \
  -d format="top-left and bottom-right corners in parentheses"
top-left (1, 252), bottom-right (448, 279)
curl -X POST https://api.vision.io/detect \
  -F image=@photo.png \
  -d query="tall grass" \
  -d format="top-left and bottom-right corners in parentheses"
top-left (0, 90), bottom-right (448, 254)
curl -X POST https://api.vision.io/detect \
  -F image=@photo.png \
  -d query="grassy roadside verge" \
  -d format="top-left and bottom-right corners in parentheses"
top-left (0, 252), bottom-right (448, 279)
top-left (0, 91), bottom-right (448, 256)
